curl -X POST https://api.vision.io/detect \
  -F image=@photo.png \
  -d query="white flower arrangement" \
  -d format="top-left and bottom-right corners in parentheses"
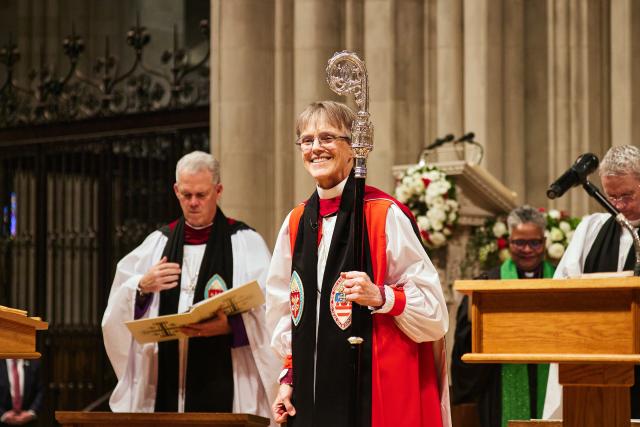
top-left (394, 164), bottom-right (458, 249)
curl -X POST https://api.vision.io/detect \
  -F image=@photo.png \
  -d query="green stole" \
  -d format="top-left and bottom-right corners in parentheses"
top-left (500, 258), bottom-right (555, 427)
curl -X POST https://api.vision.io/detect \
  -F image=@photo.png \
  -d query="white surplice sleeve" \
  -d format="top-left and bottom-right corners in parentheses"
top-left (265, 212), bottom-right (294, 361)
top-left (372, 203), bottom-right (449, 343)
top-left (101, 230), bottom-right (167, 412)
top-left (230, 229), bottom-right (279, 425)
top-left (101, 230), bottom-right (166, 379)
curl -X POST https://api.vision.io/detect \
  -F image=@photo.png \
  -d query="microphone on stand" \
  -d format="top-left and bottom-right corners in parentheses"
top-left (455, 132), bottom-right (475, 143)
top-left (424, 134), bottom-right (454, 150)
top-left (546, 153), bottom-right (599, 199)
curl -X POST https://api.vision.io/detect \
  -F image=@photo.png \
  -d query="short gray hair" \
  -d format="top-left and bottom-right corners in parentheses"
top-left (599, 145), bottom-right (640, 179)
top-left (295, 101), bottom-right (356, 137)
top-left (507, 205), bottom-right (546, 234)
top-left (175, 151), bottom-right (220, 184)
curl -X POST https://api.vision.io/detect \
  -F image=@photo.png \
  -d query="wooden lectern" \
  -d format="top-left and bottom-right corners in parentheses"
top-left (0, 306), bottom-right (48, 359)
top-left (454, 276), bottom-right (640, 427)
top-left (55, 412), bottom-right (270, 426)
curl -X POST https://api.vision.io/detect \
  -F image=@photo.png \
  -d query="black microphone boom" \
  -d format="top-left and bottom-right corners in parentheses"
top-left (455, 132), bottom-right (475, 143)
top-left (546, 153), bottom-right (599, 199)
top-left (425, 133), bottom-right (454, 150)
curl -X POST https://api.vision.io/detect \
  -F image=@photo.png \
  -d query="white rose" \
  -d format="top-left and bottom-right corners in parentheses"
top-left (425, 171), bottom-right (440, 181)
top-left (559, 221), bottom-right (571, 233)
top-left (431, 220), bottom-right (444, 231)
top-left (448, 212), bottom-right (457, 223)
top-left (549, 227), bottom-right (564, 242)
top-left (426, 183), bottom-right (442, 199)
top-left (427, 207), bottom-right (447, 223)
top-left (446, 199), bottom-right (459, 210)
top-left (430, 231), bottom-right (447, 247)
top-left (547, 242), bottom-right (565, 259)
top-left (411, 178), bottom-right (425, 193)
top-left (395, 185), bottom-right (411, 203)
top-left (416, 215), bottom-right (430, 231)
top-left (548, 209), bottom-right (561, 220)
top-left (492, 221), bottom-right (508, 238)
top-left (565, 230), bottom-right (574, 243)
top-left (498, 248), bottom-right (511, 262)
top-left (431, 196), bottom-right (445, 206)
top-left (443, 227), bottom-right (452, 236)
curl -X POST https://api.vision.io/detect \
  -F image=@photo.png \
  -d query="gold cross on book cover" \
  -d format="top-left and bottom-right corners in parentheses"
top-left (125, 280), bottom-right (264, 344)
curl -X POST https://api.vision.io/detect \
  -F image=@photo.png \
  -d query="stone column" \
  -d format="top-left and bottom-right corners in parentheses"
top-left (210, 0), bottom-right (277, 241)
top-left (502, 0), bottom-right (525, 203)
top-left (292, 0), bottom-right (344, 202)
top-left (272, 0), bottom-right (295, 236)
top-left (546, 0), bottom-right (609, 216)
top-left (365, 0), bottom-right (425, 192)
top-left (523, 0), bottom-right (550, 208)
top-left (611, 0), bottom-right (640, 149)
top-left (463, 0), bottom-right (504, 179)
top-left (435, 0), bottom-right (463, 149)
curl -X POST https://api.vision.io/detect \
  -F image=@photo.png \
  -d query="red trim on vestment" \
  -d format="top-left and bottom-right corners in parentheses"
top-left (288, 204), bottom-right (305, 252)
top-left (388, 286), bottom-right (406, 316)
top-left (285, 188), bottom-right (443, 426)
top-left (283, 354), bottom-right (293, 369)
top-left (366, 197), bottom-right (442, 427)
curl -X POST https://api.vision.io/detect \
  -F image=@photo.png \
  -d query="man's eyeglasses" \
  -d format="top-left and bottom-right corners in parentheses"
top-left (606, 192), bottom-right (637, 206)
top-left (509, 239), bottom-right (544, 250)
top-left (295, 133), bottom-right (351, 152)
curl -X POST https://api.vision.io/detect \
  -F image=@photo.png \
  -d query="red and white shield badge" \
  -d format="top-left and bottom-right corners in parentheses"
top-left (290, 271), bottom-right (304, 326)
top-left (330, 276), bottom-right (352, 330)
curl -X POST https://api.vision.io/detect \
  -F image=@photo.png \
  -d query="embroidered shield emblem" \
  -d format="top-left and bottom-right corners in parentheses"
top-left (290, 271), bottom-right (304, 326)
top-left (330, 276), bottom-right (352, 330)
top-left (204, 274), bottom-right (228, 299)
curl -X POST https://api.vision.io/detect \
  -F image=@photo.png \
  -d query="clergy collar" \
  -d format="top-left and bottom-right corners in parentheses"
top-left (184, 221), bottom-right (213, 245)
top-left (185, 221), bottom-right (213, 230)
top-left (317, 175), bottom-right (349, 200)
top-left (517, 265), bottom-right (542, 279)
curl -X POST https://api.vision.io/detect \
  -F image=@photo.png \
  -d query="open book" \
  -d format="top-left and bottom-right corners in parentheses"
top-left (125, 280), bottom-right (264, 344)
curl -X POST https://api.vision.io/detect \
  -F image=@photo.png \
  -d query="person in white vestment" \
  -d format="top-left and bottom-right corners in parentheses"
top-left (266, 101), bottom-right (450, 427)
top-left (102, 151), bottom-right (279, 424)
top-left (543, 145), bottom-right (640, 420)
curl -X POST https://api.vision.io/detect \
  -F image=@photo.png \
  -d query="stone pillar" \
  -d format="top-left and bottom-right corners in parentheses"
top-left (210, 0), bottom-right (276, 241)
top-left (365, 0), bottom-right (425, 192)
top-left (523, 0), bottom-right (550, 208)
top-left (292, 0), bottom-right (344, 202)
top-left (273, 0), bottom-right (296, 236)
top-left (611, 0), bottom-right (640, 149)
top-left (502, 0), bottom-right (525, 203)
top-left (546, 0), bottom-right (609, 216)
top-left (463, 0), bottom-right (503, 179)
top-left (435, 0), bottom-right (463, 146)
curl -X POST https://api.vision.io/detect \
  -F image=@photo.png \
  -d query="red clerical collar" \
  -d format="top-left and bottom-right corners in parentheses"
top-left (184, 222), bottom-right (212, 245)
top-left (319, 196), bottom-right (341, 218)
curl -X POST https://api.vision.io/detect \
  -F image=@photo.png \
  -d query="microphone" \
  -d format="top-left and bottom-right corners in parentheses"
top-left (455, 132), bottom-right (475, 143)
top-left (425, 134), bottom-right (454, 150)
top-left (546, 153), bottom-right (599, 199)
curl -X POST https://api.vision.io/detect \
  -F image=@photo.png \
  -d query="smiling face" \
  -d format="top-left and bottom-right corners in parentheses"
top-left (300, 115), bottom-right (354, 189)
top-left (508, 222), bottom-right (546, 273)
top-left (601, 174), bottom-right (640, 221)
top-left (173, 169), bottom-right (222, 227)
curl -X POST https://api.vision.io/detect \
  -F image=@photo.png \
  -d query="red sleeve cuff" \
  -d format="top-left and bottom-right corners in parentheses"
top-left (388, 285), bottom-right (406, 316)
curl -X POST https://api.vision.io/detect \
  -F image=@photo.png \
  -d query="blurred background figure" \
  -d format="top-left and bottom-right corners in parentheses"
top-left (0, 359), bottom-right (44, 426)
